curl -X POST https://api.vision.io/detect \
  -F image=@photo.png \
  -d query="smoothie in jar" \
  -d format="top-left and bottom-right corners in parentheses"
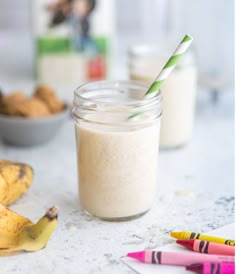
top-left (129, 45), bottom-right (197, 149)
top-left (72, 81), bottom-right (162, 220)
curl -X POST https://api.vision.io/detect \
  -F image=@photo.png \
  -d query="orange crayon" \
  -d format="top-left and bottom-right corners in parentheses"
top-left (177, 239), bottom-right (235, 256)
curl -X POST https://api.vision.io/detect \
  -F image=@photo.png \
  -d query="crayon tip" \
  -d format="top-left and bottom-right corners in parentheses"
top-left (170, 231), bottom-right (181, 239)
top-left (186, 263), bottom-right (203, 273)
top-left (127, 251), bottom-right (145, 262)
top-left (176, 239), bottom-right (194, 250)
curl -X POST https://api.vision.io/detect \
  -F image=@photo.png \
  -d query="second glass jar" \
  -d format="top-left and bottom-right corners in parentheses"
top-left (129, 44), bottom-right (197, 149)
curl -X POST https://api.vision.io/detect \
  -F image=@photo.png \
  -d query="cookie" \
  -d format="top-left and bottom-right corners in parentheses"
top-left (34, 84), bottom-right (64, 114)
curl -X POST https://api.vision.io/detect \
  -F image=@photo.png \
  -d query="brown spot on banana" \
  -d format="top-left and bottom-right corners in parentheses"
top-left (45, 207), bottom-right (58, 221)
top-left (18, 165), bottom-right (26, 179)
top-left (0, 160), bottom-right (34, 205)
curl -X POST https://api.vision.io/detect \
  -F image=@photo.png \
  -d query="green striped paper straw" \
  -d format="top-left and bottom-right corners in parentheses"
top-left (145, 34), bottom-right (193, 96)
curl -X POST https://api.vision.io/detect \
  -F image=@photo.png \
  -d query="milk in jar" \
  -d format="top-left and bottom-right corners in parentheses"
top-left (72, 80), bottom-right (162, 221)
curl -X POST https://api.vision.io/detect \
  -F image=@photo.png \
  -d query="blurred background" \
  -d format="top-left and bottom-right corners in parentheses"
top-left (0, 2), bottom-right (234, 272)
top-left (0, 0), bottom-right (234, 100)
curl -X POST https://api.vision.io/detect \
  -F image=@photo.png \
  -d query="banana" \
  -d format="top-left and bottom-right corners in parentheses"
top-left (0, 204), bottom-right (58, 255)
top-left (0, 160), bottom-right (33, 206)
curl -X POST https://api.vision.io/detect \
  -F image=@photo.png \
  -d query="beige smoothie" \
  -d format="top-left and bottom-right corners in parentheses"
top-left (75, 120), bottom-right (160, 219)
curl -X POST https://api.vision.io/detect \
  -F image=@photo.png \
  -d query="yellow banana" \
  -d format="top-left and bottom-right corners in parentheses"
top-left (0, 204), bottom-right (58, 255)
top-left (0, 160), bottom-right (33, 206)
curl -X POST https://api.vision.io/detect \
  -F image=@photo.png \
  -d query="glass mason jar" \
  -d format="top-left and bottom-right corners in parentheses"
top-left (129, 44), bottom-right (197, 149)
top-left (72, 80), bottom-right (162, 221)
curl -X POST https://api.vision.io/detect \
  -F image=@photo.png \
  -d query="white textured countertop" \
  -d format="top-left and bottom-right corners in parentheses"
top-left (0, 88), bottom-right (234, 274)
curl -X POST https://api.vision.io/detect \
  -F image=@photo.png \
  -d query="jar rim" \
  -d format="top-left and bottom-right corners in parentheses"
top-left (73, 80), bottom-right (162, 127)
top-left (73, 80), bottom-right (161, 108)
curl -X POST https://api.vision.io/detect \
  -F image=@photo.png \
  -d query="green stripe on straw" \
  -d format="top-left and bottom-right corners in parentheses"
top-left (163, 54), bottom-right (182, 68)
top-left (181, 34), bottom-right (193, 42)
top-left (145, 34), bottom-right (193, 96)
top-left (146, 80), bottom-right (164, 94)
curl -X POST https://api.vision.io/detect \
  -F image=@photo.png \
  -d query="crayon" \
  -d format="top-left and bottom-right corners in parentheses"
top-left (186, 262), bottom-right (235, 274)
top-left (170, 231), bottom-right (235, 246)
top-left (177, 239), bottom-right (235, 256)
top-left (126, 250), bottom-right (234, 266)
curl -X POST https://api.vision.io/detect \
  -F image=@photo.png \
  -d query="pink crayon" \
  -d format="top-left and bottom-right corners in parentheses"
top-left (127, 250), bottom-right (235, 266)
top-left (177, 239), bottom-right (235, 256)
top-left (186, 262), bottom-right (235, 274)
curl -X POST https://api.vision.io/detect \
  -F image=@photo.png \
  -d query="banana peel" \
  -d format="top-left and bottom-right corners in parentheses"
top-left (0, 204), bottom-right (58, 255)
top-left (0, 160), bottom-right (33, 206)
top-left (0, 160), bottom-right (57, 255)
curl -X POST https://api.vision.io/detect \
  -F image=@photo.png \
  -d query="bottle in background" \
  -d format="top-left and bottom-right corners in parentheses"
top-left (33, 0), bottom-right (114, 86)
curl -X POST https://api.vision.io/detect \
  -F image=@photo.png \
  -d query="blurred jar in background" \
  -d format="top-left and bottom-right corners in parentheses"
top-left (128, 44), bottom-right (197, 149)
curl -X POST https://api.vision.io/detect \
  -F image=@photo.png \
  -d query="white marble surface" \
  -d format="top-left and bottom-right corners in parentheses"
top-left (0, 88), bottom-right (234, 273)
